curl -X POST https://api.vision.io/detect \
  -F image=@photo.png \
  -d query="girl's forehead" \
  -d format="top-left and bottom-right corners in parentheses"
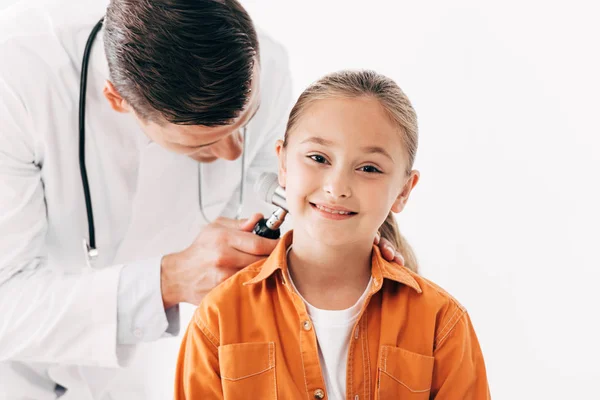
top-left (289, 97), bottom-right (405, 151)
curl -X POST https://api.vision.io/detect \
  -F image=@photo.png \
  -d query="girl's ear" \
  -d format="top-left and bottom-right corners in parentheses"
top-left (275, 140), bottom-right (287, 188)
top-left (391, 170), bottom-right (420, 213)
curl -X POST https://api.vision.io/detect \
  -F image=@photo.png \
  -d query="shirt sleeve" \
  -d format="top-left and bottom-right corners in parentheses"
top-left (431, 308), bottom-right (491, 399)
top-left (116, 257), bottom-right (180, 344)
top-left (174, 312), bottom-right (223, 399)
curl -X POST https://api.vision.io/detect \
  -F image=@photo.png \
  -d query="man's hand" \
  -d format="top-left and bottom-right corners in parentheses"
top-left (160, 213), bottom-right (278, 308)
top-left (374, 232), bottom-right (405, 266)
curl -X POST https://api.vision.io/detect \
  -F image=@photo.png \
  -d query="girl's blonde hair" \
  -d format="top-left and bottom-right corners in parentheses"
top-left (283, 70), bottom-right (419, 273)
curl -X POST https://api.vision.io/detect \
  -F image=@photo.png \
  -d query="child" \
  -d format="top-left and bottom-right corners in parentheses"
top-left (174, 70), bottom-right (490, 399)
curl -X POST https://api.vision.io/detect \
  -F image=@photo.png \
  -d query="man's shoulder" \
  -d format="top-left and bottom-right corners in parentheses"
top-left (256, 27), bottom-right (290, 70)
top-left (256, 27), bottom-right (287, 60)
top-left (0, 0), bottom-right (105, 86)
top-left (0, 0), bottom-right (106, 45)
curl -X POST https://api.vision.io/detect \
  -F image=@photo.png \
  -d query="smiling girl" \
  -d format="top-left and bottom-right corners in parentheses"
top-left (175, 70), bottom-right (490, 399)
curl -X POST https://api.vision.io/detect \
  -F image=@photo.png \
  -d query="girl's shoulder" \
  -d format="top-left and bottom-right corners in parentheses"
top-left (197, 258), bottom-right (270, 310)
top-left (412, 272), bottom-right (465, 311)
top-left (381, 259), bottom-right (467, 321)
top-left (192, 258), bottom-right (281, 337)
top-left (381, 262), bottom-right (474, 351)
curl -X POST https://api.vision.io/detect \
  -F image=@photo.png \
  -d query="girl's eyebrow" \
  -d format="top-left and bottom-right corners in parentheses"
top-left (300, 136), bottom-right (333, 146)
top-left (300, 136), bottom-right (393, 161)
top-left (363, 146), bottom-right (393, 161)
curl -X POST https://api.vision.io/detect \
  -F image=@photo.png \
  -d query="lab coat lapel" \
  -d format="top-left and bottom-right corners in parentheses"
top-left (110, 143), bottom-right (241, 265)
top-left (111, 143), bottom-right (194, 264)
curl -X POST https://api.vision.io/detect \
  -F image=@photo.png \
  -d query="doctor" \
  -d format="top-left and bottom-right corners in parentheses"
top-left (0, 0), bottom-right (405, 399)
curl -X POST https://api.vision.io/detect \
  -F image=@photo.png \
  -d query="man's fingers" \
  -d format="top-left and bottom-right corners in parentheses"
top-left (373, 231), bottom-right (381, 245)
top-left (212, 217), bottom-right (240, 229)
top-left (394, 251), bottom-right (405, 267)
top-left (238, 213), bottom-right (264, 232)
top-left (377, 237), bottom-right (406, 266)
top-left (228, 229), bottom-right (279, 256)
top-left (214, 247), bottom-right (266, 270)
top-left (213, 214), bottom-right (264, 231)
top-left (378, 237), bottom-right (396, 261)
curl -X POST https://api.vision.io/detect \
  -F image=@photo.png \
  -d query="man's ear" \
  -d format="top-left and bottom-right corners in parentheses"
top-left (103, 81), bottom-right (130, 113)
top-left (275, 140), bottom-right (287, 188)
top-left (391, 170), bottom-right (420, 213)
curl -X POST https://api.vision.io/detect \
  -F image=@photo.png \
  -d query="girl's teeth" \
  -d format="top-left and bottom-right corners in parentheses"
top-left (316, 204), bottom-right (350, 215)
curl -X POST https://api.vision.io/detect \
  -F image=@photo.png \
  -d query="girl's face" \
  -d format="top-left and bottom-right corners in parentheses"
top-left (276, 96), bottom-right (419, 248)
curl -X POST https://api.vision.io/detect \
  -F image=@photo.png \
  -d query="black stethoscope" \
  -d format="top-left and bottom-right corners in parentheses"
top-left (79, 18), bottom-right (104, 263)
top-left (79, 18), bottom-right (247, 264)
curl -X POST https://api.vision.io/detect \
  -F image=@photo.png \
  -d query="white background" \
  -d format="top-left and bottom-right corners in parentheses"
top-left (2, 0), bottom-right (599, 398)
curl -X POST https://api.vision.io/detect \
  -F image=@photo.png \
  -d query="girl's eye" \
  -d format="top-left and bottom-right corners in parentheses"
top-left (359, 165), bottom-right (382, 173)
top-left (308, 154), bottom-right (328, 164)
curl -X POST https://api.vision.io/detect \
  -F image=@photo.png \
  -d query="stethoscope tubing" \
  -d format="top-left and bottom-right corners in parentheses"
top-left (79, 18), bottom-right (104, 256)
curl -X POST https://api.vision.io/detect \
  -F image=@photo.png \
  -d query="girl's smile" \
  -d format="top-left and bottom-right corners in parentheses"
top-left (309, 202), bottom-right (358, 220)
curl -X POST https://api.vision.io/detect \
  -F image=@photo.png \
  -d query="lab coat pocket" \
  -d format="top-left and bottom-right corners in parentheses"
top-left (377, 345), bottom-right (434, 400)
top-left (218, 342), bottom-right (277, 399)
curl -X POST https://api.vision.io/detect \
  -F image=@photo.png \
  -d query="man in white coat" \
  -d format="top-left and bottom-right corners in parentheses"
top-left (0, 0), bottom-right (406, 398)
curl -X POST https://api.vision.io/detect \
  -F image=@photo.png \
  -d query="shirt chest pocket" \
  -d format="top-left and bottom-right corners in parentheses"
top-left (376, 346), bottom-right (435, 400)
top-left (218, 342), bottom-right (277, 399)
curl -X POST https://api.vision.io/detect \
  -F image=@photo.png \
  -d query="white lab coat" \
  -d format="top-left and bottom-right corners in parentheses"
top-left (0, 0), bottom-right (292, 398)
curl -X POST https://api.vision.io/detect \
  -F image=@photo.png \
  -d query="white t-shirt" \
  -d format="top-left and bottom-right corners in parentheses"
top-left (286, 247), bottom-right (372, 400)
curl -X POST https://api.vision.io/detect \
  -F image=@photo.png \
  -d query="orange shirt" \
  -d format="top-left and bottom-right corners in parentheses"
top-left (175, 231), bottom-right (490, 399)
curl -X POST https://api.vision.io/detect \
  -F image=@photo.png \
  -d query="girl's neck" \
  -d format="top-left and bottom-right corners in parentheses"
top-left (287, 231), bottom-right (373, 310)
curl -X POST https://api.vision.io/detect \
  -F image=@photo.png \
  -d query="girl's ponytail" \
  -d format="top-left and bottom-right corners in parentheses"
top-left (379, 212), bottom-right (418, 273)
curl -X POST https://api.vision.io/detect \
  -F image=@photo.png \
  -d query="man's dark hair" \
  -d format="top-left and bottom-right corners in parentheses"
top-left (104, 0), bottom-right (259, 126)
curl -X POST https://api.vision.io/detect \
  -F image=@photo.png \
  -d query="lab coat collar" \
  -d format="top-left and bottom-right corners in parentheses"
top-left (91, 25), bottom-right (110, 83)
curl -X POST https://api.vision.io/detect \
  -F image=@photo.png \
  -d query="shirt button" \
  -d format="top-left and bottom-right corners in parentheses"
top-left (314, 388), bottom-right (325, 399)
top-left (302, 320), bottom-right (312, 331)
top-left (133, 328), bottom-right (143, 339)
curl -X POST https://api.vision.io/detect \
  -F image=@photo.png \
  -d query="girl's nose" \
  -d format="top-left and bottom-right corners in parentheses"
top-left (323, 170), bottom-right (352, 199)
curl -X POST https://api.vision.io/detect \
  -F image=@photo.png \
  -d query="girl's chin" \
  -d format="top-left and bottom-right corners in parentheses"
top-left (301, 226), bottom-right (369, 248)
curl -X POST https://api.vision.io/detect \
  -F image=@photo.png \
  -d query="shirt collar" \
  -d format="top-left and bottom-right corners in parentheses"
top-left (243, 230), bottom-right (422, 293)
